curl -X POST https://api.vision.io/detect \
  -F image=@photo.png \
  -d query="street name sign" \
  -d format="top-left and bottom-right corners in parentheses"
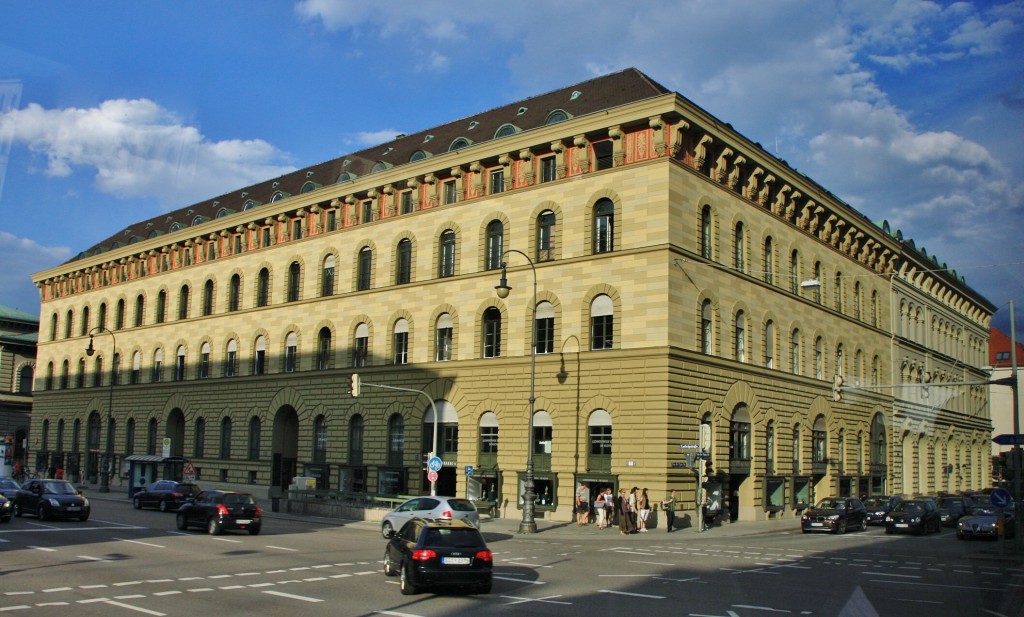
top-left (992, 434), bottom-right (1024, 446)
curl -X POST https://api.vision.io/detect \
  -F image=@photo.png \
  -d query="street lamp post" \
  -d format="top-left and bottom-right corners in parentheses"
top-left (494, 249), bottom-right (538, 534)
top-left (85, 327), bottom-right (116, 493)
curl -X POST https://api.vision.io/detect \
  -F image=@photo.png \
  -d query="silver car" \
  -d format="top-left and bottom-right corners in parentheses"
top-left (380, 496), bottom-right (480, 538)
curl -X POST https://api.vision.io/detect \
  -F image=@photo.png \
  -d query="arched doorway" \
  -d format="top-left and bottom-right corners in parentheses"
top-left (271, 406), bottom-right (299, 495)
top-left (166, 409), bottom-right (185, 457)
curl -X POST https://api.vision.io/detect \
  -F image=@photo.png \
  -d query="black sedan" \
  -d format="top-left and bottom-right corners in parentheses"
top-left (133, 480), bottom-right (200, 512)
top-left (885, 499), bottom-right (940, 535)
top-left (937, 495), bottom-right (971, 526)
top-left (14, 479), bottom-right (90, 521)
top-left (801, 497), bottom-right (868, 534)
top-left (864, 495), bottom-right (903, 526)
top-left (175, 490), bottom-right (262, 535)
top-left (0, 494), bottom-right (12, 522)
top-left (0, 477), bottom-right (21, 500)
top-left (383, 517), bottom-right (493, 595)
top-left (956, 506), bottom-right (1016, 540)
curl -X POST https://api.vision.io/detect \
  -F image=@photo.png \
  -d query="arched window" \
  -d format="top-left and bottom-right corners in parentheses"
top-left (734, 310), bottom-right (746, 362)
top-left (253, 336), bottom-right (266, 375)
top-left (174, 345), bottom-right (186, 381)
top-left (835, 343), bottom-right (844, 377)
top-left (152, 348), bottom-right (164, 383)
top-left (593, 199), bottom-right (614, 254)
top-left (131, 351), bottom-right (142, 384)
top-left (439, 230), bottom-right (456, 278)
top-left (321, 255), bottom-right (336, 296)
top-left (200, 342), bottom-right (211, 379)
top-left (482, 307), bottom-right (501, 358)
top-left (870, 413), bottom-right (886, 467)
top-left (354, 323), bottom-right (369, 367)
top-left (700, 300), bottom-right (713, 355)
top-left (765, 421), bottom-right (776, 473)
top-left (178, 285), bottom-right (189, 320)
top-left (588, 409), bottom-right (612, 472)
top-left (317, 327), bottom-right (332, 370)
top-left (257, 268), bottom-right (270, 307)
top-left (449, 137), bottom-right (471, 151)
top-left (203, 279), bottom-right (214, 315)
top-left (701, 205), bottom-right (712, 259)
top-left (349, 415), bottom-right (364, 465)
top-left (813, 262), bottom-right (823, 303)
top-left (287, 261), bottom-right (301, 302)
top-left (591, 295), bottom-right (614, 350)
top-left (790, 329), bottom-right (801, 375)
top-left (730, 405), bottom-right (751, 461)
top-left (436, 313), bottom-right (453, 362)
top-left (789, 250), bottom-right (800, 294)
top-left (357, 247), bottom-right (372, 290)
top-left (494, 124), bottom-right (518, 138)
top-left (485, 221), bottom-right (503, 270)
top-left (248, 416), bottom-right (261, 460)
top-left (80, 306), bottom-right (89, 336)
top-left (814, 337), bottom-right (824, 380)
top-left (396, 239), bottom-right (413, 284)
top-left (220, 417), bottom-right (232, 459)
top-left (545, 109), bottom-right (569, 124)
top-left (135, 294), bottom-right (145, 327)
top-left (285, 332), bottom-right (298, 372)
top-left (393, 319), bottom-right (409, 365)
top-left (225, 339), bottom-right (238, 377)
top-left (854, 282), bottom-right (862, 320)
top-left (155, 290), bottom-right (167, 324)
top-left (733, 222), bottom-right (745, 272)
top-left (229, 274), bottom-right (241, 311)
top-left (834, 272), bottom-right (844, 312)
top-left (537, 210), bottom-right (555, 262)
top-left (535, 301), bottom-right (554, 355)
top-left (115, 299), bottom-right (125, 330)
top-left (313, 415), bottom-right (328, 463)
top-left (812, 416), bottom-right (827, 464)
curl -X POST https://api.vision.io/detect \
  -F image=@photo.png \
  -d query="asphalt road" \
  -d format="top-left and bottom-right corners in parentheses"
top-left (1, 497), bottom-right (1022, 617)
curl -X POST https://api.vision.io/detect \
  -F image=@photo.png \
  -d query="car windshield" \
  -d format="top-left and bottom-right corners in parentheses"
top-left (814, 498), bottom-right (839, 509)
top-left (0, 479), bottom-right (19, 489)
top-left (939, 498), bottom-right (961, 507)
top-left (901, 502), bottom-right (926, 513)
top-left (969, 506), bottom-right (999, 516)
top-left (863, 498), bottom-right (887, 508)
top-left (223, 493), bottom-right (255, 505)
top-left (42, 481), bottom-right (77, 495)
top-left (423, 528), bottom-right (483, 548)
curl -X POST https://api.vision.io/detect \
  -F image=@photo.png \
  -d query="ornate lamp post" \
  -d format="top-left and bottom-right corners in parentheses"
top-left (85, 327), bottom-right (116, 493)
top-left (494, 249), bottom-right (538, 534)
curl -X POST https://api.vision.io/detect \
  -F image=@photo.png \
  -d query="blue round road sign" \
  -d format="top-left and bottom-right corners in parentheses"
top-left (428, 456), bottom-right (443, 472)
top-left (990, 488), bottom-right (1012, 509)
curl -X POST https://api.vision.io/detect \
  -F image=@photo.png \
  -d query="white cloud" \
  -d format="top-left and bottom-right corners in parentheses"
top-left (0, 230), bottom-right (70, 313)
top-left (0, 99), bottom-right (294, 208)
top-left (349, 129), bottom-right (406, 148)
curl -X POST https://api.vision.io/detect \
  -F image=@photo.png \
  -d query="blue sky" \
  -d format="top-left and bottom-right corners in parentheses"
top-left (1, 0), bottom-right (1022, 334)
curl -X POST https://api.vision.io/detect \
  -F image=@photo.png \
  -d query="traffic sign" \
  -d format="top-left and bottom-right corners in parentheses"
top-left (992, 433), bottom-right (1024, 446)
top-left (465, 465), bottom-right (474, 477)
top-left (679, 443), bottom-right (702, 450)
top-left (427, 470), bottom-right (439, 482)
top-left (427, 456), bottom-right (443, 472)
top-left (991, 488), bottom-right (1013, 509)
top-left (183, 461), bottom-right (196, 481)
top-left (671, 462), bottom-right (688, 468)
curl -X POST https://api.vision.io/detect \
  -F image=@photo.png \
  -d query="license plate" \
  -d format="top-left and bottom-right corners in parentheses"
top-left (895, 523), bottom-right (908, 528)
top-left (442, 557), bottom-right (471, 565)
top-left (66, 507), bottom-right (81, 512)
top-left (811, 522), bottom-right (823, 527)
top-left (235, 519), bottom-right (251, 525)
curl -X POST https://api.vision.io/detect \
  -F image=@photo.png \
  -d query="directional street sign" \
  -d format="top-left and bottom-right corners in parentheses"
top-left (679, 443), bottom-right (702, 450)
top-left (465, 465), bottom-right (474, 477)
top-left (991, 488), bottom-right (1013, 509)
top-left (427, 456), bottom-right (443, 472)
top-left (992, 433), bottom-right (1024, 446)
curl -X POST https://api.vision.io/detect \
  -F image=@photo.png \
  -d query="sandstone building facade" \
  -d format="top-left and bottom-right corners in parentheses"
top-left (30, 69), bottom-right (994, 522)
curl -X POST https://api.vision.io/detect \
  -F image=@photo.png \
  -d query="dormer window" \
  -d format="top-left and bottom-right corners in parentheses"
top-left (494, 124), bottom-right (518, 139)
top-left (449, 137), bottom-right (471, 151)
top-left (545, 109), bottom-right (570, 124)
top-left (409, 150), bottom-right (429, 163)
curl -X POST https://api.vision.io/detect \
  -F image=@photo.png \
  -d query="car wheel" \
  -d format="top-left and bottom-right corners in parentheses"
top-left (400, 563), bottom-right (418, 595)
top-left (858, 518), bottom-right (867, 532)
top-left (381, 521), bottom-right (394, 539)
top-left (13, 503), bottom-right (23, 517)
top-left (383, 550), bottom-right (397, 576)
top-left (248, 524), bottom-right (261, 536)
top-left (37, 505), bottom-right (50, 521)
top-left (133, 496), bottom-right (143, 509)
top-left (176, 512), bottom-right (189, 530)
top-left (79, 513), bottom-right (89, 522)
top-left (207, 517), bottom-right (222, 535)
top-left (835, 520), bottom-right (847, 535)
top-left (159, 500), bottom-right (170, 513)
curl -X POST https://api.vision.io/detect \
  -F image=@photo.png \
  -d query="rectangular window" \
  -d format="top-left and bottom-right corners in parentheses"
top-left (489, 169), bottom-right (504, 194)
top-left (731, 422), bottom-right (751, 460)
top-left (591, 315), bottom-right (613, 350)
top-left (480, 427), bottom-right (498, 454)
top-left (200, 352), bottom-right (210, 379)
top-left (436, 327), bottom-right (452, 362)
top-left (152, 359), bottom-right (162, 383)
top-left (393, 332), bottom-right (408, 365)
top-left (442, 425), bottom-right (459, 453)
top-left (443, 180), bottom-right (457, 204)
top-left (253, 349), bottom-right (266, 375)
top-left (234, 235), bottom-right (243, 254)
top-left (361, 200), bottom-right (374, 223)
top-left (535, 316), bottom-right (554, 354)
top-left (593, 140), bottom-right (614, 170)
top-left (540, 156), bottom-right (556, 182)
top-left (326, 210), bottom-right (337, 231)
top-left (483, 320), bottom-right (501, 358)
top-left (354, 336), bottom-right (368, 367)
top-left (285, 345), bottom-right (297, 372)
top-left (225, 350), bottom-right (237, 377)
top-left (813, 430), bottom-right (827, 464)
top-left (589, 425), bottom-right (612, 455)
top-left (400, 191), bottom-right (413, 214)
top-left (261, 227), bottom-right (271, 247)
top-left (292, 218), bottom-right (303, 240)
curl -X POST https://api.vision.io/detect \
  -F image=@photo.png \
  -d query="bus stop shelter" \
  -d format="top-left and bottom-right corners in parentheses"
top-left (124, 455), bottom-right (188, 498)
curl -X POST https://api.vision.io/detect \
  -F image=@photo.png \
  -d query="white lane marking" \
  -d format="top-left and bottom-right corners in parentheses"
top-left (117, 538), bottom-right (166, 548)
top-left (494, 575), bottom-right (545, 584)
top-left (501, 594), bottom-right (571, 606)
top-left (105, 599), bottom-right (166, 616)
top-left (599, 590), bottom-right (665, 599)
top-left (262, 590), bottom-right (324, 603)
top-left (266, 545), bottom-right (298, 551)
top-left (28, 546), bottom-right (57, 552)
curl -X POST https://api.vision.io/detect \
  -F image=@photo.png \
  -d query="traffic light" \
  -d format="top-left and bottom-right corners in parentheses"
top-left (832, 374), bottom-right (844, 402)
top-left (705, 459), bottom-right (714, 478)
top-left (921, 371), bottom-right (931, 399)
top-left (350, 373), bottom-right (361, 397)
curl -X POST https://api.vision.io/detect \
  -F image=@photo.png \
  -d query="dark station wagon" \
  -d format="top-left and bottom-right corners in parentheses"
top-left (175, 490), bottom-right (262, 535)
top-left (383, 518), bottom-right (493, 595)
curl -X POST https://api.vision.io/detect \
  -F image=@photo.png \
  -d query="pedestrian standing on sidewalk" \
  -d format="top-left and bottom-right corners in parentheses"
top-left (617, 488), bottom-right (633, 535)
top-left (575, 482), bottom-right (590, 526)
top-left (638, 488), bottom-right (650, 531)
top-left (594, 489), bottom-right (607, 529)
top-left (662, 489), bottom-right (677, 532)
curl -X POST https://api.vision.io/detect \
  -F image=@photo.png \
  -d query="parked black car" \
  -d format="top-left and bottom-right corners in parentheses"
top-left (801, 497), bottom-right (868, 534)
top-left (383, 517), bottom-right (493, 595)
top-left (175, 490), bottom-right (262, 535)
top-left (885, 499), bottom-right (940, 535)
top-left (14, 479), bottom-right (90, 521)
top-left (133, 480), bottom-right (200, 512)
top-left (937, 495), bottom-right (971, 526)
top-left (864, 495), bottom-right (903, 526)
top-left (0, 494), bottom-right (12, 522)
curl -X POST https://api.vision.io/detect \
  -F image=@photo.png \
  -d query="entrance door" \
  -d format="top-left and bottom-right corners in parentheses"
top-left (271, 406), bottom-right (299, 494)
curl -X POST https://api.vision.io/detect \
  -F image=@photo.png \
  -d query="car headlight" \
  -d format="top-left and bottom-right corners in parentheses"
top-left (910, 517), bottom-right (921, 524)
top-left (82, 498), bottom-right (90, 507)
top-left (48, 498), bottom-right (61, 507)
top-left (885, 516), bottom-right (893, 522)
top-left (828, 514), bottom-right (840, 521)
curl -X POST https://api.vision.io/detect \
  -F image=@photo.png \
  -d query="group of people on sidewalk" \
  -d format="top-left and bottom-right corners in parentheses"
top-left (574, 482), bottom-right (679, 534)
